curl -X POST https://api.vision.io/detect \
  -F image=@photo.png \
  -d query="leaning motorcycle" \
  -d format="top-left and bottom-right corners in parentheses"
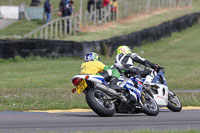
top-left (71, 73), bottom-right (159, 117)
top-left (141, 67), bottom-right (182, 112)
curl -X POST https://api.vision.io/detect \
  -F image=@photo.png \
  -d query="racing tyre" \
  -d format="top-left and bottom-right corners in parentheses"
top-left (167, 90), bottom-right (182, 112)
top-left (142, 92), bottom-right (159, 116)
top-left (86, 88), bottom-right (115, 117)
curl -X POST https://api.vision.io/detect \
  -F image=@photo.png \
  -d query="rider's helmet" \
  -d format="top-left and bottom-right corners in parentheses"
top-left (84, 52), bottom-right (101, 62)
top-left (116, 45), bottom-right (131, 54)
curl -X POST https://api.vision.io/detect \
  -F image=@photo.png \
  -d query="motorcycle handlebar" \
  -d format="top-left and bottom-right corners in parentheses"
top-left (159, 66), bottom-right (165, 69)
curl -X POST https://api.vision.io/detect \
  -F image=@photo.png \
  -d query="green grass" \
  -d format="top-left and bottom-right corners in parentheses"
top-left (0, 20), bottom-right (43, 36)
top-left (177, 93), bottom-right (200, 106)
top-left (0, 57), bottom-right (82, 89)
top-left (0, 88), bottom-right (88, 111)
top-left (1, 23), bottom-right (200, 110)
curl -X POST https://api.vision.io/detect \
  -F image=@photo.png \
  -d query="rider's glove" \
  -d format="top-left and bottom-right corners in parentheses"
top-left (153, 64), bottom-right (160, 72)
top-left (129, 68), bottom-right (139, 75)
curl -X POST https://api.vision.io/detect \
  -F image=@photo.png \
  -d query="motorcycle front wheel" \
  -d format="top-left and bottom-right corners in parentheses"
top-left (86, 88), bottom-right (115, 117)
top-left (167, 90), bottom-right (182, 112)
top-left (142, 92), bottom-right (159, 116)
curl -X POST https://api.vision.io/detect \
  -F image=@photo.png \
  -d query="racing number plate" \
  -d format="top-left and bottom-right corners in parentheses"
top-left (76, 80), bottom-right (87, 94)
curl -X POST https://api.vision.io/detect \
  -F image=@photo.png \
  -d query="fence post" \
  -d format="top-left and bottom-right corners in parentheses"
top-left (108, 4), bottom-right (112, 22)
top-left (140, 0), bottom-right (144, 14)
top-left (10, 0), bottom-right (12, 5)
top-left (84, 11), bottom-right (88, 26)
top-left (40, 28), bottom-right (43, 39)
top-left (90, 5), bottom-right (94, 21)
top-left (74, 15), bottom-right (77, 35)
top-left (130, 0), bottom-right (133, 15)
top-left (64, 18), bottom-right (67, 35)
top-left (152, 0), bottom-right (155, 11)
top-left (176, 0), bottom-right (179, 7)
top-left (55, 19), bottom-right (58, 39)
top-left (60, 19), bottom-right (63, 38)
top-left (146, 0), bottom-right (149, 13)
top-left (101, 7), bottom-right (104, 23)
top-left (69, 16), bottom-right (72, 35)
top-left (29, 33), bottom-right (31, 38)
top-left (79, 0), bottom-right (83, 25)
top-left (96, 9), bottom-right (99, 24)
top-left (45, 24), bottom-right (48, 39)
top-left (43, 10), bottom-right (46, 24)
top-left (139, 0), bottom-right (142, 14)
top-left (50, 21), bottom-right (53, 39)
top-left (34, 31), bottom-right (37, 38)
top-left (158, 0), bottom-right (161, 9)
top-left (134, 0), bottom-right (137, 16)
top-left (105, 7), bottom-right (108, 23)
top-left (161, 0), bottom-right (164, 8)
top-left (101, 7), bottom-right (105, 23)
top-left (125, 0), bottom-right (128, 18)
top-left (93, 2), bottom-right (97, 25)
top-left (117, 1), bottom-right (121, 19)
top-left (189, 0), bottom-right (193, 7)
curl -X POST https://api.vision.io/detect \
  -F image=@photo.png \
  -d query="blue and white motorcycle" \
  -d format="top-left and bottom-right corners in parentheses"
top-left (71, 73), bottom-right (159, 117)
top-left (141, 67), bottom-right (182, 112)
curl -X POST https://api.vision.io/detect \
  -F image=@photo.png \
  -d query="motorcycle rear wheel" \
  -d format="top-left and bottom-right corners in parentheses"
top-left (167, 90), bottom-right (182, 112)
top-left (86, 88), bottom-right (115, 117)
top-left (142, 92), bottom-right (159, 116)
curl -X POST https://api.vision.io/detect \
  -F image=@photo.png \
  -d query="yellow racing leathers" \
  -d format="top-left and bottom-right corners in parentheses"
top-left (80, 60), bottom-right (120, 79)
top-left (80, 60), bottom-right (124, 91)
top-left (81, 61), bottom-right (107, 75)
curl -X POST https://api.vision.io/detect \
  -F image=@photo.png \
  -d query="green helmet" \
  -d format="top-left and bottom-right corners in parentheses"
top-left (117, 46), bottom-right (131, 54)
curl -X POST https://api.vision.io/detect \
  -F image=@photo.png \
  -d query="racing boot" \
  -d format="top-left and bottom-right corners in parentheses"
top-left (143, 70), bottom-right (157, 86)
top-left (143, 75), bottom-right (153, 85)
top-left (109, 77), bottom-right (126, 92)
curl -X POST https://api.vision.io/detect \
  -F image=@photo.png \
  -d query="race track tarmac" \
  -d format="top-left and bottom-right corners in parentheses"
top-left (0, 109), bottom-right (200, 132)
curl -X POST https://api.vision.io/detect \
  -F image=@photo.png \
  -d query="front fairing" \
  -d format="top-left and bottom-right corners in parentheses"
top-left (152, 69), bottom-right (167, 86)
top-left (119, 76), bottom-right (143, 99)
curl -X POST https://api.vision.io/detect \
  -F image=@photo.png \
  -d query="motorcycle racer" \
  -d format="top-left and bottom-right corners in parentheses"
top-left (115, 45), bottom-right (161, 85)
top-left (81, 52), bottom-right (123, 91)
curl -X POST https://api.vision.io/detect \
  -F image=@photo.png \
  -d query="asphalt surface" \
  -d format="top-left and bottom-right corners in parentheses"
top-left (0, 109), bottom-right (200, 132)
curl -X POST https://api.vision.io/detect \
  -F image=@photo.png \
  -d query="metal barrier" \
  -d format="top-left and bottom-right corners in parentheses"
top-left (24, 15), bottom-right (80, 40)
top-left (83, 0), bottom-right (193, 26)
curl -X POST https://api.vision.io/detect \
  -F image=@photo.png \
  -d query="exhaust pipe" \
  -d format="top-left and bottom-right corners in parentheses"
top-left (95, 82), bottom-right (119, 97)
top-left (95, 82), bottom-right (127, 102)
